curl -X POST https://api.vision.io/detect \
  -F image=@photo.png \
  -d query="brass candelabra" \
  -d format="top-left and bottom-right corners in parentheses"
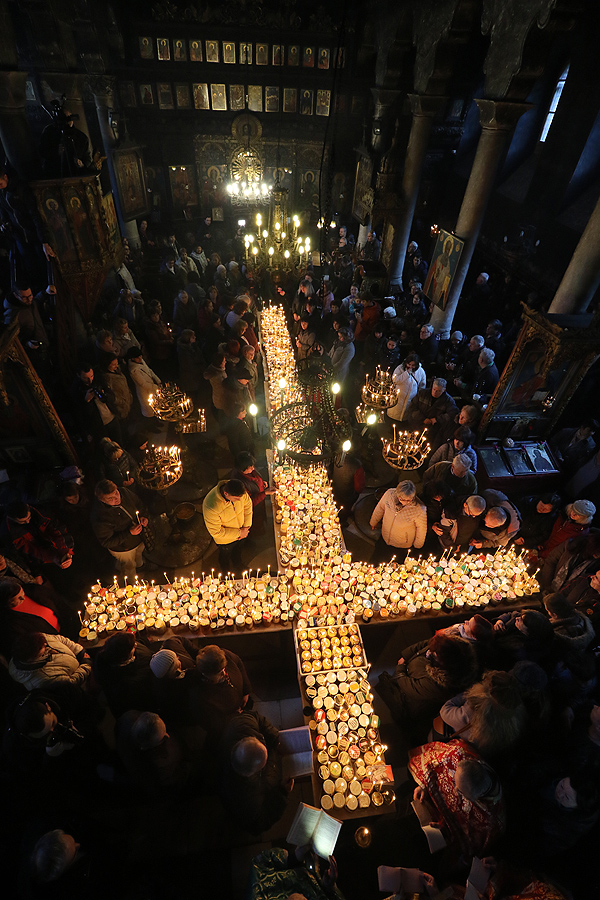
top-left (361, 367), bottom-right (398, 410)
top-left (382, 426), bottom-right (430, 470)
top-left (148, 384), bottom-right (194, 423)
top-left (137, 445), bottom-right (183, 490)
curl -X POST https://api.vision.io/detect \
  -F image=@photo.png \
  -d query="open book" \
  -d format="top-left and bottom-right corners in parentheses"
top-left (378, 866), bottom-right (427, 895)
top-left (279, 725), bottom-right (314, 779)
top-left (287, 802), bottom-right (342, 860)
top-left (464, 857), bottom-right (492, 900)
top-left (411, 798), bottom-right (447, 853)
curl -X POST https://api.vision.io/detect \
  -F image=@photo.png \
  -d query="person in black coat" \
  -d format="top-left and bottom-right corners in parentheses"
top-left (472, 348), bottom-right (500, 402)
top-left (222, 404), bottom-right (255, 460)
top-left (148, 637), bottom-right (199, 728)
top-left (187, 644), bottom-right (252, 734)
top-left (92, 632), bottom-right (153, 717)
top-left (376, 632), bottom-right (478, 743)
top-left (514, 493), bottom-right (561, 551)
top-left (217, 710), bottom-right (292, 834)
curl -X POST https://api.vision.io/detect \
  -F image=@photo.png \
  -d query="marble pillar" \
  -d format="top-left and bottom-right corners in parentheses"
top-left (388, 94), bottom-right (446, 288)
top-left (370, 88), bottom-right (401, 154)
top-left (0, 71), bottom-right (39, 178)
top-left (429, 99), bottom-right (530, 339)
top-left (548, 189), bottom-right (600, 314)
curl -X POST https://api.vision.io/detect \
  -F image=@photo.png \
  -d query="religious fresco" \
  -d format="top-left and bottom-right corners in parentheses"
top-left (157, 38), bottom-right (170, 60)
top-left (63, 185), bottom-right (97, 257)
top-left (424, 229), bottom-right (464, 311)
top-left (40, 187), bottom-right (77, 264)
top-left (300, 89), bottom-right (313, 115)
top-left (265, 86), bottom-right (279, 113)
top-left (114, 150), bottom-right (148, 221)
top-left (173, 38), bottom-right (186, 61)
top-left (139, 84), bottom-right (154, 105)
top-left (102, 192), bottom-right (120, 251)
top-left (189, 40), bottom-right (203, 61)
top-left (210, 84), bottom-right (227, 111)
top-left (316, 90), bottom-right (330, 117)
top-left (175, 84), bottom-right (191, 109)
top-left (139, 36), bottom-right (153, 59)
top-left (283, 88), bottom-right (297, 113)
top-left (168, 166), bottom-right (198, 209)
top-left (229, 85), bottom-right (245, 111)
top-left (222, 41), bottom-right (235, 64)
top-left (119, 82), bottom-right (136, 107)
top-left (193, 83), bottom-right (210, 110)
top-left (157, 83), bottom-right (174, 109)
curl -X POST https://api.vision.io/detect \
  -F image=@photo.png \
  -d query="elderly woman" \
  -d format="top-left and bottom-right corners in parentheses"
top-left (369, 480), bottom-right (427, 564)
top-left (0, 577), bottom-right (78, 657)
top-left (328, 327), bottom-right (355, 384)
top-left (126, 346), bottom-right (162, 419)
top-left (100, 355), bottom-right (133, 424)
top-left (96, 437), bottom-right (136, 488)
top-left (427, 425), bottom-right (477, 472)
top-left (387, 353), bottom-right (427, 423)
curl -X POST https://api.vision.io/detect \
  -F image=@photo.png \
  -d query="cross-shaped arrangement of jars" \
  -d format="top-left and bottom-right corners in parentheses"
top-left (381, 424), bottom-right (431, 470)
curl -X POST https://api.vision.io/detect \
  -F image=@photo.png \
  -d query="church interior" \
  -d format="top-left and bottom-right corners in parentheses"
top-left (1, 0), bottom-right (600, 897)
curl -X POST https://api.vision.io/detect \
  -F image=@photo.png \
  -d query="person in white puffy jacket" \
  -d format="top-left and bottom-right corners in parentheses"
top-left (126, 346), bottom-right (162, 418)
top-left (369, 479), bottom-right (427, 563)
top-left (387, 352), bottom-right (427, 422)
top-left (9, 632), bottom-right (91, 692)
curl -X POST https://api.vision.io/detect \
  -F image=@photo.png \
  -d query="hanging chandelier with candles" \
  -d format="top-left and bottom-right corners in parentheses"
top-left (244, 182), bottom-right (311, 272)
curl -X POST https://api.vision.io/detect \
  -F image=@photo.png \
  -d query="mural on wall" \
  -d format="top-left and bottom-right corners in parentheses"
top-left (40, 188), bottom-right (77, 263)
top-left (423, 229), bottom-right (464, 311)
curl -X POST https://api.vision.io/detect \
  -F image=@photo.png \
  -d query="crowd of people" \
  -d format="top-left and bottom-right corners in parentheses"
top-left (1, 168), bottom-right (600, 897)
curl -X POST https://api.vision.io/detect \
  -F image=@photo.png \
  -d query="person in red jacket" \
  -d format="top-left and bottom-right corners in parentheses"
top-left (538, 500), bottom-right (596, 560)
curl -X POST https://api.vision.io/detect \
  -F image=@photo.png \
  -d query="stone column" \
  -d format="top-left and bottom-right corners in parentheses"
top-left (39, 73), bottom-right (92, 142)
top-left (388, 94), bottom-right (446, 287)
top-left (429, 100), bottom-right (530, 338)
top-left (88, 76), bottom-right (138, 245)
top-left (548, 190), bottom-right (600, 314)
top-left (0, 72), bottom-right (39, 178)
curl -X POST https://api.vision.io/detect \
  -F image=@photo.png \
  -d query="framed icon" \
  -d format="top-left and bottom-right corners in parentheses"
top-left (303, 47), bottom-right (314, 67)
top-left (119, 82), bottom-right (137, 108)
top-left (256, 43), bottom-right (268, 65)
top-left (139, 37), bottom-right (154, 60)
top-left (205, 40), bottom-right (219, 62)
top-left (210, 84), bottom-right (227, 111)
top-left (139, 83), bottom-right (154, 105)
top-left (248, 85), bottom-right (263, 112)
top-left (283, 88), bottom-right (297, 113)
top-left (229, 84), bottom-right (246, 111)
top-left (239, 42), bottom-right (252, 64)
top-left (265, 86), bottom-right (279, 112)
top-left (272, 44), bottom-right (283, 66)
top-left (193, 83), bottom-right (210, 110)
top-left (316, 89), bottom-right (330, 117)
top-left (189, 39), bottom-right (203, 62)
top-left (175, 84), bottom-right (191, 109)
top-left (222, 41), bottom-right (236, 64)
top-left (173, 39), bottom-right (187, 61)
top-left (157, 38), bottom-right (170, 61)
top-left (336, 47), bottom-right (346, 68)
top-left (318, 48), bottom-right (330, 69)
top-left (300, 89), bottom-right (313, 115)
top-left (288, 45), bottom-right (299, 66)
top-left (157, 83), bottom-right (174, 109)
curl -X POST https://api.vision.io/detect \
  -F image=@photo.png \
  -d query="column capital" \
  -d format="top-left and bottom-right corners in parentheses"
top-left (475, 99), bottom-right (532, 131)
top-left (370, 87), bottom-right (402, 111)
top-left (87, 76), bottom-right (117, 107)
top-left (407, 94), bottom-right (447, 118)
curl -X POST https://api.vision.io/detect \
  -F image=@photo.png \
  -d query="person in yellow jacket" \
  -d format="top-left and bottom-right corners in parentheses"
top-left (202, 479), bottom-right (253, 574)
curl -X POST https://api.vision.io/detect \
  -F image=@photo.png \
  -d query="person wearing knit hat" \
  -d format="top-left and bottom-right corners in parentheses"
top-left (568, 500), bottom-right (596, 524)
top-left (150, 649), bottom-right (181, 679)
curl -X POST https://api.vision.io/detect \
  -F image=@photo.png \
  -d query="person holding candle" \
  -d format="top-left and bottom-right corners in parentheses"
top-left (223, 404), bottom-right (255, 461)
top-left (387, 353), bottom-right (427, 423)
top-left (91, 480), bottom-right (148, 582)
top-left (8, 631), bottom-right (92, 703)
top-left (295, 314), bottom-right (316, 360)
top-left (177, 328), bottom-right (204, 406)
top-left (96, 438), bottom-right (137, 490)
top-left (406, 377), bottom-right (458, 450)
top-left (202, 478), bottom-right (253, 574)
top-left (188, 644), bottom-right (253, 734)
top-left (328, 326), bottom-right (355, 387)
top-left (369, 480), bottom-right (427, 564)
top-left (126, 346), bottom-right (162, 423)
top-left (231, 451), bottom-right (274, 535)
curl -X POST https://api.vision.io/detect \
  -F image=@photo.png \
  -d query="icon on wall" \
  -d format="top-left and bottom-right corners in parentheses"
top-left (256, 43), bottom-right (268, 65)
top-left (139, 37), bottom-right (154, 60)
top-left (318, 48), bottom-right (330, 69)
top-left (157, 38), bottom-right (170, 61)
top-left (265, 86), bottom-right (279, 112)
top-left (157, 83), bottom-right (174, 110)
top-left (193, 83), bottom-right (210, 110)
top-left (300, 89), bottom-right (313, 115)
top-left (175, 84), bottom-right (191, 109)
top-left (283, 88), bottom-right (297, 113)
top-left (205, 40), bottom-right (219, 63)
top-left (223, 41), bottom-right (236, 64)
top-left (239, 43), bottom-right (252, 64)
top-left (316, 90), bottom-right (330, 117)
top-left (272, 44), bottom-right (283, 66)
top-left (248, 85), bottom-right (263, 112)
top-left (303, 47), bottom-right (314, 67)
top-left (288, 45), bottom-right (299, 66)
top-left (119, 82), bottom-right (137, 108)
top-left (173, 39), bottom-right (186, 61)
top-left (210, 84), bottom-right (227, 111)
top-left (423, 229), bottom-right (464, 311)
top-left (189, 39), bottom-right (203, 62)
top-left (139, 83), bottom-right (154, 105)
top-left (229, 85), bottom-right (246, 111)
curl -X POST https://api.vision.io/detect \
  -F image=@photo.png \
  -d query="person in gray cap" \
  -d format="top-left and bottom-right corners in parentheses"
top-left (539, 499), bottom-right (596, 560)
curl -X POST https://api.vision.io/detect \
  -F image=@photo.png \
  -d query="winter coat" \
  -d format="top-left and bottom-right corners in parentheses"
top-left (202, 480), bottom-right (253, 545)
top-left (145, 318), bottom-right (174, 361)
top-left (3, 294), bottom-right (49, 345)
top-left (328, 339), bottom-right (355, 382)
top-left (388, 363), bottom-right (427, 422)
top-left (539, 534), bottom-right (600, 594)
top-left (551, 611), bottom-right (595, 653)
top-left (370, 491), bottom-right (427, 549)
top-left (354, 303), bottom-right (381, 342)
top-left (9, 633), bottom-right (91, 691)
top-left (112, 329), bottom-right (141, 359)
top-left (177, 340), bottom-right (203, 394)
top-left (173, 297), bottom-right (198, 336)
top-left (475, 488), bottom-right (521, 548)
top-left (428, 439), bottom-right (478, 473)
top-left (539, 513), bottom-right (591, 560)
top-left (128, 358), bottom-right (161, 417)
top-left (296, 327), bottom-right (316, 360)
top-left (101, 369), bottom-right (133, 420)
top-left (406, 388), bottom-right (458, 445)
top-left (518, 496), bottom-right (559, 550)
top-left (7, 506), bottom-right (72, 567)
top-left (423, 461), bottom-right (478, 501)
top-left (204, 363), bottom-right (228, 410)
top-left (91, 487), bottom-right (145, 552)
top-left (473, 363), bottom-right (499, 400)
